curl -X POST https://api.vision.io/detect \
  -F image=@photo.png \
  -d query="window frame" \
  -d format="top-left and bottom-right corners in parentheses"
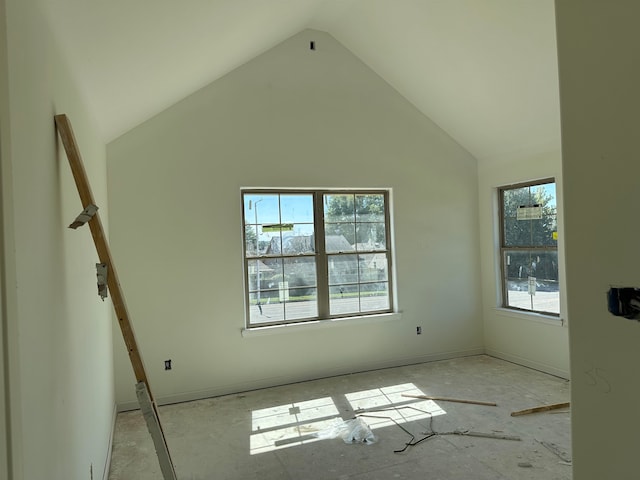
top-left (241, 188), bottom-right (394, 328)
top-left (498, 178), bottom-right (559, 317)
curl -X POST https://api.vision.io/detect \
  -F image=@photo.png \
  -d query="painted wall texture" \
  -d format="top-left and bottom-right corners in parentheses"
top-left (107, 30), bottom-right (484, 407)
top-left (2, 1), bottom-right (114, 478)
top-left (556, 1), bottom-right (640, 478)
top-left (0, 0), bottom-right (10, 477)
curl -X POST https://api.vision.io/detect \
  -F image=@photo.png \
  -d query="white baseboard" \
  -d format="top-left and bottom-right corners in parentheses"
top-left (102, 403), bottom-right (118, 480)
top-left (117, 347), bottom-right (485, 411)
top-left (485, 348), bottom-right (570, 380)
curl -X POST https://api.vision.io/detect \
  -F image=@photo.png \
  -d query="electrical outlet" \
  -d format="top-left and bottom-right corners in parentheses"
top-left (164, 359), bottom-right (172, 370)
top-left (416, 326), bottom-right (422, 335)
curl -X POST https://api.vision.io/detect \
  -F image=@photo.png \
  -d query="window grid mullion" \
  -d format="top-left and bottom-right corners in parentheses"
top-left (315, 192), bottom-right (330, 319)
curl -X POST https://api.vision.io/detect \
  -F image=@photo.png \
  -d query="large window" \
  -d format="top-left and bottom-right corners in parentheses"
top-left (242, 190), bottom-right (393, 327)
top-left (499, 179), bottom-right (559, 315)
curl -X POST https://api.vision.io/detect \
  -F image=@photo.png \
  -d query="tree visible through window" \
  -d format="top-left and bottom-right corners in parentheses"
top-left (242, 190), bottom-right (393, 327)
top-left (499, 179), bottom-right (559, 315)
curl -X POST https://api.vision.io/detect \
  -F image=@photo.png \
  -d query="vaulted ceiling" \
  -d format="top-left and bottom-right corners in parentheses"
top-left (43, 0), bottom-right (560, 163)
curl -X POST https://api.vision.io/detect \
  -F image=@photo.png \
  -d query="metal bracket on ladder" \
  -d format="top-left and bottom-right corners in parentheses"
top-left (96, 263), bottom-right (108, 300)
top-left (69, 203), bottom-right (98, 229)
top-left (136, 382), bottom-right (178, 480)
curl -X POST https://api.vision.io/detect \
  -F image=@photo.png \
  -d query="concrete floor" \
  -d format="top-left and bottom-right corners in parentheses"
top-left (108, 355), bottom-right (572, 479)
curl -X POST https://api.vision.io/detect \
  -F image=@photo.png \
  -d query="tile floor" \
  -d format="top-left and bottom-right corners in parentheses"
top-left (108, 355), bottom-right (572, 479)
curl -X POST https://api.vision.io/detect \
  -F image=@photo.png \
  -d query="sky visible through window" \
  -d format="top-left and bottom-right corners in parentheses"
top-left (541, 183), bottom-right (556, 207)
top-left (244, 193), bottom-right (315, 240)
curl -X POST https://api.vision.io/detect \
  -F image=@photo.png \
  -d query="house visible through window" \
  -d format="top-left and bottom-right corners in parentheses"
top-left (499, 179), bottom-right (559, 316)
top-left (242, 190), bottom-right (393, 327)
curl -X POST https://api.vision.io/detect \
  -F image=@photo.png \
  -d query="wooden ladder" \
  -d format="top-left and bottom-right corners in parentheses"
top-left (55, 114), bottom-right (177, 480)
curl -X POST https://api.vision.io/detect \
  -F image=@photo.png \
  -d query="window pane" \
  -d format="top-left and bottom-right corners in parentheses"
top-left (324, 194), bottom-right (355, 223)
top-left (244, 194), bottom-right (280, 225)
top-left (248, 292), bottom-right (284, 325)
top-left (245, 223), bottom-right (280, 257)
top-left (328, 283), bottom-right (390, 315)
top-left (284, 257), bottom-right (316, 289)
top-left (503, 182), bottom-right (557, 248)
top-left (356, 223), bottom-right (386, 250)
top-left (328, 254), bottom-right (359, 285)
top-left (358, 253), bottom-right (388, 282)
top-left (247, 259), bottom-right (277, 291)
top-left (325, 227), bottom-right (355, 252)
top-left (250, 258), bottom-right (282, 294)
top-left (280, 194), bottom-right (314, 224)
top-left (245, 225), bottom-right (259, 257)
top-left (281, 228), bottom-right (315, 254)
top-left (263, 233), bottom-right (282, 256)
top-left (361, 282), bottom-right (390, 312)
top-left (504, 250), bottom-right (559, 314)
top-left (329, 284), bottom-right (360, 315)
top-left (503, 216), bottom-right (531, 248)
top-left (283, 287), bottom-right (317, 320)
top-left (355, 194), bottom-right (385, 222)
top-left (249, 287), bottom-right (318, 324)
top-left (502, 187), bottom-right (531, 218)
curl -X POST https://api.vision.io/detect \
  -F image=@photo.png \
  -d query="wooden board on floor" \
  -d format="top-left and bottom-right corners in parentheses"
top-left (511, 402), bottom-right (570, 416)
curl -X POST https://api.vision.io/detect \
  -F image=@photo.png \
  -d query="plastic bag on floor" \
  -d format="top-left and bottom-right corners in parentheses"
top-left (313, 417), bottom-right (377, 445)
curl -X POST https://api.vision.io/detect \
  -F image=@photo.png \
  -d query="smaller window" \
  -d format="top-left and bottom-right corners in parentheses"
top-left (499, 179), bottom-right (559, 315)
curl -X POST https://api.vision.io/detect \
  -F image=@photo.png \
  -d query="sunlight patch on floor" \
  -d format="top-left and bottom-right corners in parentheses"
top-left (249, 383), bottom-right (445, 454)
top-left (345, 383), bottom-right (446, 430)
top-left (250, 396), bottom-right (340, 454)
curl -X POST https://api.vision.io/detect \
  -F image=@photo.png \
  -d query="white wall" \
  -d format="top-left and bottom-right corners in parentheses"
top-left (107, 29), bottom-right (483, 408)
top-left (556, 1), bottom-right (640, 478)
top-left (478, 152), bottom-right (569, 377)
top-left (2, 1), bottom-right (114, 479)
top-left (0, 2), bottom-right (10, 478)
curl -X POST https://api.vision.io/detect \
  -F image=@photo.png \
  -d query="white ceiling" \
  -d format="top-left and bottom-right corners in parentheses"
top-left (42, 0), bottom-right (561, 163)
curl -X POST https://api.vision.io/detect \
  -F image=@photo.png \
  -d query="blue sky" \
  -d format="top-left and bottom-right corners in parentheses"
top-left (244, 193), bottom-right (316, 240)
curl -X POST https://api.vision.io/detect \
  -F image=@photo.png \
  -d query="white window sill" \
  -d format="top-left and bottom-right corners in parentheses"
top-left (494, 308), bottom-right (565, 326)
top-left (241, 312), bottom-right (402, 337)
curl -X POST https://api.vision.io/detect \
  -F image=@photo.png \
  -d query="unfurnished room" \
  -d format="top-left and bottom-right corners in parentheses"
top-left (1, 1), bottom-right (640, 480)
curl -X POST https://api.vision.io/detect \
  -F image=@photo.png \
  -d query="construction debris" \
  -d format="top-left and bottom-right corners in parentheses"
top-left (511, 402), bottom-right (570, 416)
top-left (452, 429), bottom-right (521, 441)
top-left (356, 412), bottom-right (436, 453)
top-left (401, 393), bottom-right (497, 407)
top-left (537, 440), bottom-right (572, 463)
top-left (352, 404), bottom-right (519, 454)
top-left (312, 418), bottom-right (377, 445)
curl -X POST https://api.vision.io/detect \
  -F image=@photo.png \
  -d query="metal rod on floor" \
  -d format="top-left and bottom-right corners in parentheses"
top-left (401, 393), bottom-right (497, 406)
